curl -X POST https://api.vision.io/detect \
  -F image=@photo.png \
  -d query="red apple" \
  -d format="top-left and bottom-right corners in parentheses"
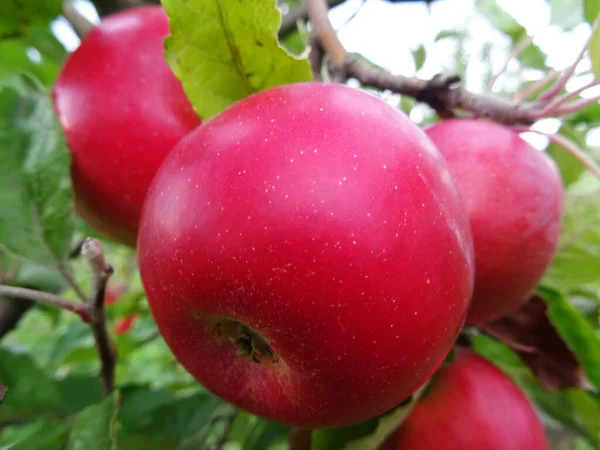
top-left (52, 6), bottom-right (201, 247)
top-left (425, 119), bottom-right (563, 324)
top-left (380, 348), bottom-right (548, 450)
top-left (137, 82), bottom-right (475, 428)
top-left (115, 315), bottom-right (137, 335)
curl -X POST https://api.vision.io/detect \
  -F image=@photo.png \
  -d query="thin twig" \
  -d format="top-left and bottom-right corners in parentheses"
top-left (57, 261), bottom-right (87, 302)
top-left (81, 238), bottom-right (116, 397)
top-left (279, 0), bottom-right (347, 39)
top-left (62, 1), bottom-right (94, 38)
top-left (534, 80), bottom-right (600, 116)
top-left (210, 410), bottom-right (237, 450)
top-left (0, 285), bottom-right (92, 322)
top-left (335, 0), bottom-right (368, 33)
top-left (515, 127), bottom-right (600, 180)
top-left (488, 35), bottom-right (534, 92)
top-left (552, 94), bottom-right (600, 117)
top-left (309, 37), bottom-right (325, 81)
top-left (537, 36), bottom-right (591, 103)
top-left (514, 71), bottom-right (560, 103)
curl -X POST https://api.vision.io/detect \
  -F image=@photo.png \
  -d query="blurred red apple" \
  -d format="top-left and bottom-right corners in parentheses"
top-left (381, 348), bottom-right (548, 450)
top-left (425, 119), bottom-right (563, 324)
top-left (52, 6), bottom-right (201, 246)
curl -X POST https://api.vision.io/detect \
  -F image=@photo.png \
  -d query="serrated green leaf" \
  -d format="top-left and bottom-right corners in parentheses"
top-left (538, 286), bottom-right (600, 391)
top-left (591, 18), bottom-right (600, 80)
top-left (0, 74), bottom-right (75, 267)
top-left (312, 383), bottom-right (428, 450)
top-left (412, 45), bottom-right (426, 72)
top-left (163, 0), bottom-right (313, 120)
top-left (544, 181), bottom-right (600, 290)
top-left (473, 334), bottom-right (600, 446)
top-left (585, 0), bottom-right (600, 24)
top-left (0, 0), bottom-right (61, 38)
top-left (0, 419), bottom-right (69, 450)
top-left (0, 347), bottom-right (63, 421)
top-left (67, 393), bottom-right (119, 450)
top-left (546, 125), bottom-right (587, 186)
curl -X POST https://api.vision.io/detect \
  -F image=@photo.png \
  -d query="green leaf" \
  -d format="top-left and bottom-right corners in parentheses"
top-left (67, 393), bottom-right (119, 450)
top-left (163, 0), bottom-right (313, 120)
top-left (476, 0), bottom-right (523, 39)
top-left (55, 375), bottom-right (103, 415)
top-left (13, 261), bottom-right (67, 293)
top-left (412, 45), bottom-right (426, 72)
top-left (538, 286), bottom-right (600, 391)
top-left (312, 383), bottom-right (428, 450)
top-left (544, 181), bottom-right (600, 291)
top-left (546, 124), bottom-right (587, 187)
top-left (591, 18), bottom-right (600, 80)
top-left (475, 0), bottom-right (546, 69)
top-left (473, 334), bottom-right (600, 446)
top-left (566, 103), bottom-right (600, 126)
top-left (0, 419), bottom-right (69, 450)
top-left (434, 29), bottom-right (466, 41)
top-left (0, 347), bottom-right (63, 421)
top-left (0, 0), bottom-right (61, 38)
top-left (49, 320), bottom-right (95, 368)
top-left (119, 386), bottom-right (221, 440)
top-left (585, 0), bottom-right (600, 24)
top-left (0, 74), bottom-right (75, 267)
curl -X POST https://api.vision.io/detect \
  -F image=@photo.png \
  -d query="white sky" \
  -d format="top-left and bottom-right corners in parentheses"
top-left (51, 0), bottom-right (599, 148)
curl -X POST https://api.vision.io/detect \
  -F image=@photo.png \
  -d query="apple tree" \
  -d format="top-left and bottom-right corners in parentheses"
top-left (0, 0), bottom-right (600, 449)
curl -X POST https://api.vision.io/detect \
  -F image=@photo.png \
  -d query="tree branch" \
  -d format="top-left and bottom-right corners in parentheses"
top-left (81, 238), bottom-right (116, 397)
top-left (280, 0), bottom-right (346, 39)
top-left (62, 1), bottom-right (94, 38)
top-left (306, 0), bottom-right (594, 126)
top-left (0, 285), bottom-right (92, 322)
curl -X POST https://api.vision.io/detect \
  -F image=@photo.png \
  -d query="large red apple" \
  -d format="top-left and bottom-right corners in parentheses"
top-left (380, 348), bottom-right (548, 450)
top-left (137, 82), bottom-right (475, 428)
top-left (425, 119), bottom-right (563, 324)
top-left (52, 6), bottom-right (201, 247)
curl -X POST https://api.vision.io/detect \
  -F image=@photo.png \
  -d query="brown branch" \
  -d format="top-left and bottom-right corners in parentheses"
top-left (0, 285), bottom-right (92, 322)
top-left (81, 238), bottom-right (116, 397)
top-left (62, 1), bottom-right (94, 38)
top-left (306, 0), bottom-right (546, 125)
top-left (280, 0), bottom-right (347, 39)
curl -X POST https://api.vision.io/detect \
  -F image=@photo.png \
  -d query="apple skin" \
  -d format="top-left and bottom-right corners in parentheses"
top-left (137, 82), bottom-right (475, 428)
top-left (52, 6), bottom-right (201, 247)
top-left (380, 348), bottom-right (548, 450)
top-left (425, 119), bottom-right (564, 325)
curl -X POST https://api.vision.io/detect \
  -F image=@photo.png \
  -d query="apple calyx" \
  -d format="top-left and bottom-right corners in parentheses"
top-left (212, 319), bottom-right (279, 364)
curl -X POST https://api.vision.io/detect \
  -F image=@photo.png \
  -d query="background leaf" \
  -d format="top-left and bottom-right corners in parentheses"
top-left (312, 383), bottom-right (428, 450)
top-left (538, 286), bottom-right (600, 390)
top-left (0, 74), bottom-right (75, 267)
top-left (163, 0), bottom-right (313, 120)
top-left (0, 0), bottom-right (61, 38)
top-left (0, 419), bottom-right (69, 450)
top-left (67, 393), bottom-right (119, 450)
top-left (0, 347), bottom-right (63, 421)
